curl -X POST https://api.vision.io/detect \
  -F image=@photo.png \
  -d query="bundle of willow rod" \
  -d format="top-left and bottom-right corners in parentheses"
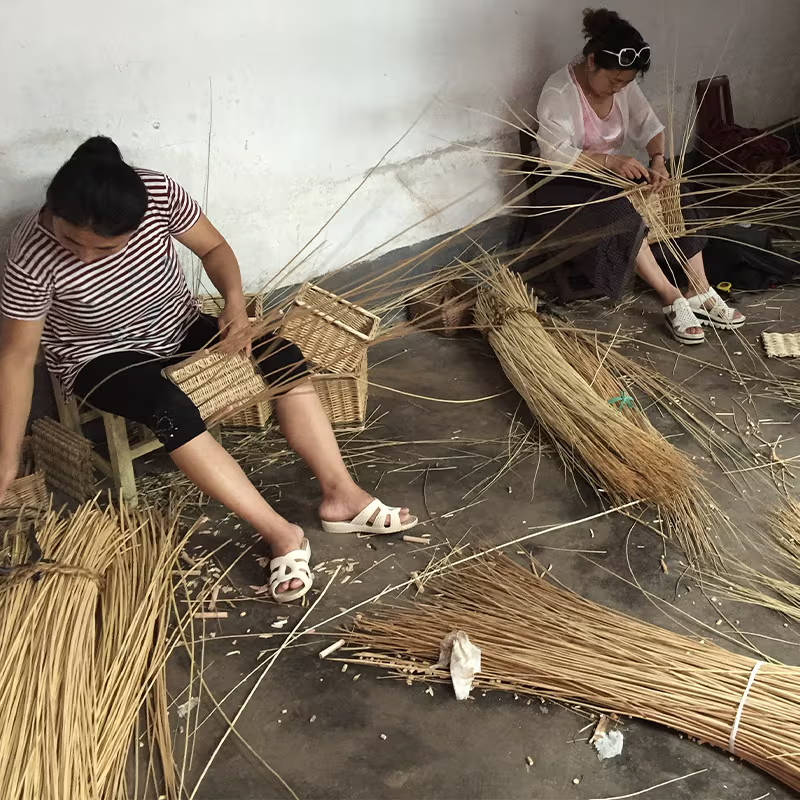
top-left (0, 501), bottom-right (191, 800)
top-left (345, 552), bottom-right (800, 792)
top-left (769, 499), bottom-right (800, 563)
top-left (474, 264), bottom-right (717, 562)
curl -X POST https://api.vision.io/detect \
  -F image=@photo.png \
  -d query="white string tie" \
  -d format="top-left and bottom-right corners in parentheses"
top-left (728, 661), bottom-right (764, 755)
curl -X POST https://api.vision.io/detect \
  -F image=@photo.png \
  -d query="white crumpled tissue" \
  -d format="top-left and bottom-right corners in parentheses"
top-left (591, 717), bottom-right (624, 760)
top-left (432, 630), bottom-right (481, 700)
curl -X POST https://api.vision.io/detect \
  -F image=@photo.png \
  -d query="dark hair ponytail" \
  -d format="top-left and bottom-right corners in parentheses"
top-left (582, 8), bottom-right (650, 73)
top-left (46, 136), bottom-right (148, 237)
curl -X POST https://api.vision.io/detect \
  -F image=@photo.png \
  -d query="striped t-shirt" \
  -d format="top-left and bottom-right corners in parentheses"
top-left (1, 169), bottom-right (202, 394)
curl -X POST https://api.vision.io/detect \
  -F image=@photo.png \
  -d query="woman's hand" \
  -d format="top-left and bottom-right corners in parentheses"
top-left (218, 297), bottom-right (253, 356)
top-left (607, 154), bottom-right (650, 183)
top-left (648, 154), bottom-right (670, 191)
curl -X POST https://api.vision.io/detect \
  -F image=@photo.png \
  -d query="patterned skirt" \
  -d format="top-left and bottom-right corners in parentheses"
top-left (528, 176), bottom-right (708, 299)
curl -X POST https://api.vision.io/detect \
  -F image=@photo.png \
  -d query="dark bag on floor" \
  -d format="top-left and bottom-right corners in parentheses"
top-left (703, 226), bottom-right (797, 291)
top-left (698, 125), bottom-right (790, 173)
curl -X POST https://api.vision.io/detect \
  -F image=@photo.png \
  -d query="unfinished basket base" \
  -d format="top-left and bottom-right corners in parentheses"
top-left (629, 181), bottom-right (686, 244)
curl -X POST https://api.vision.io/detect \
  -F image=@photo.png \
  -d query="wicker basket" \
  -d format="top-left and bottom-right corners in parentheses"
top-left (629, 181), bottom-right (686, 244)
top-left (199, 293), bottom-right (264, 319)
top-left (222, 399), bottom-right (272, 429)
top-left (163, 350), bottom-right (268, 425)
top-left (1, 472), bottom-right (48, 509)
top-left (31, 417), bottom-right (95, 501)
top-left (281, 283), bottom-right (379, 373)
top-left (406, 280), bottom-right (476, 337)
top-left (311, 353), bottom-right (368, 432)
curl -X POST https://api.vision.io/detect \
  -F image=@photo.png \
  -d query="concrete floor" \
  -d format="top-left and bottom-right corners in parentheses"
top-left (160, 284), bottom-right (799, 800)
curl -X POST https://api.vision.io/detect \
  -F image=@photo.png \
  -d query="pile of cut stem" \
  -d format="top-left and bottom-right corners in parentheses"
top-left (474, 264), bottom-right (717, 563)
top-left (0, 502), bottom-right (192, 800)
top-left (345, 552), bottom-right (800, 792)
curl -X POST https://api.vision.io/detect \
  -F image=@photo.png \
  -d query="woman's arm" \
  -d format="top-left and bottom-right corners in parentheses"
top-left (645, 131), bottom-right (669, 189)
top-left (175, 214), bottom-right (252, 354)
top-left (580, 150), bottom-right (650, 181)
top-left (0, 316), bottom-right (44, 502)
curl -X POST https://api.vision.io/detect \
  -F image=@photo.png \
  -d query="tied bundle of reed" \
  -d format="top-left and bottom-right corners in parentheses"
top-left (474, 265), bottom-right (715, 562)
top-left (346, 552), bottom-right (800, 792)
top-left (0, 502), bottom-right (188, 800)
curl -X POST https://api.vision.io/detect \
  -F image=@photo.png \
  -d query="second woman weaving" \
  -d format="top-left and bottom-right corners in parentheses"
top-left (534, 7), bottom-right (745, 344)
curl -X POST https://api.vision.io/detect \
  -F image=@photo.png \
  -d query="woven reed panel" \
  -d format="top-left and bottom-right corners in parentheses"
top-left (1, 472), bottom-right (48, 509)
top-left (164, 350), bottom-right (268, 424)
top-left (762, 332), bottom-right (800, 358)
top-left (629, 181), bottom-right (686, 244)
top-left (281, 283), bottom-right (379, 373)
top-left (31, 417), bottom-right (95, 501)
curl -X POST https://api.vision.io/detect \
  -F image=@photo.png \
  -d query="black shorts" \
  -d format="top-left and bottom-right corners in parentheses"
top-left (72, 314), bottom-right (308, 452)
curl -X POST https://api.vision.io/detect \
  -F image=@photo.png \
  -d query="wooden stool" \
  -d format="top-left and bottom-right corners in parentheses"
top-left (49, 375), bottom-right (162, 508)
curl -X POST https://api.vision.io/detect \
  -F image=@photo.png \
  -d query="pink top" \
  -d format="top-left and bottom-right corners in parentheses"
top-left (569, 66), bottom-right (624, 154)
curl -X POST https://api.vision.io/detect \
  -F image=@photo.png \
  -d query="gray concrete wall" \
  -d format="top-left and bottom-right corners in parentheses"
top-left (2, 1), bottom-right (798, 290)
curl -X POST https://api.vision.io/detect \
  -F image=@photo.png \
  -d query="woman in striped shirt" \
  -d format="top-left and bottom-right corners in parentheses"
top-left (0, 136), bottom-right (417, 602)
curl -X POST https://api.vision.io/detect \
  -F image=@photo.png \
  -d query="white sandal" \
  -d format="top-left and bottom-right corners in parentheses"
top-left (269, 538), bottom-right (313, 603)
top-left (663, 297), bottom-right (705, 345)
top-left (687, 288), bottom-right (745, 330)
top-left (321, 498), bottom-right (419, 536)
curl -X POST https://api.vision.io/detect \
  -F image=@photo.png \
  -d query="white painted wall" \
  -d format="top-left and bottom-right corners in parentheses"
top-left (2, 0), bottom-right (799, 290)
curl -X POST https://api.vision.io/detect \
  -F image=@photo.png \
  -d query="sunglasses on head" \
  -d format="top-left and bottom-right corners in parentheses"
top-left (601, 45), bottom-right (651, 68)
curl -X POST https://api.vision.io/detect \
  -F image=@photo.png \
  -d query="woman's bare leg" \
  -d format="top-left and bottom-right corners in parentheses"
top-left (274, 381), bottom-right (411, 527)
top-left (634, 240), bottom-right (703, 335)
top-left (666, 250), bottom-right (743, 320)
top-left (170, 431), bottom-right (303, 593)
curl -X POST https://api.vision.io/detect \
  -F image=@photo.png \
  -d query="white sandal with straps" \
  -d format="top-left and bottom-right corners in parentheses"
top-left (663, 297), bottom-right (705, 345)
top-left (321, 498), bottom-right (419, 536)
top-left (687, 288), bottom-right (745, 330)
top-left (269, 538), bottom-right (313, 603)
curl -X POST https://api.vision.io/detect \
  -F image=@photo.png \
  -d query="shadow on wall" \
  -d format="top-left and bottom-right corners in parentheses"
top-left (0, 129), bottom-right (81, 257)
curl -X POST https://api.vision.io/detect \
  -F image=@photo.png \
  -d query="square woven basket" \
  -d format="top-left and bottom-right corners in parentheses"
top-left (629, 181), bottom-right (686, 244)
top-left (222, 358), bottom-right (369, 431)
top-left (163, 350), bottom-right (268, 426)
top-left (406, 279), bottom-right (477, 337)
top-left (222, 399), bottom-right (272, 429)
top-left (281, 283), bottom-right (379, 373)
top-left (311, 353), bottom-right (368, 432)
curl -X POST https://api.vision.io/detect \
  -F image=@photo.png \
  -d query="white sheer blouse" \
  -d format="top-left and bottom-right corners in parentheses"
top-left (535, 64), bottom-right (665, 173)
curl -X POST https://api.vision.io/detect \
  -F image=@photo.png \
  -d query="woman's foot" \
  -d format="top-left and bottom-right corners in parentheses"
top-left (686, 287), bottom-right (745, 329)
top-left (663, 296), bottom-right (705, 345)
top-left (319, 484), bottom-right (413, 530)
top-left (267, 522), bottom-right (307, 595)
